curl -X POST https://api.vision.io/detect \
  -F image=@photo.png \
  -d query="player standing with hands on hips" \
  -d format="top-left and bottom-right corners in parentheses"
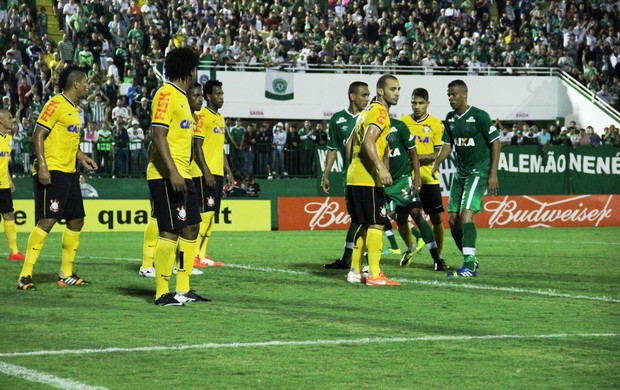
top-left (431, 80), bottom-right (500, 277)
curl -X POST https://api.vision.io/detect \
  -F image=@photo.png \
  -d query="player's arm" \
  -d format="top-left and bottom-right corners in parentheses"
top-left (223, 149), bottom-right (234, 186)
top-left (152, 124), bottom-right (186, 192)
top-left (193, 137), bottom-right (215, 188)
top-left (408, 146), bottom-right (422, 195)
top-left (431, 143), bottom-right (452, 180)
top-left (33, 124), bottom-right (51, 185)
top-left (361, 124), bottom-right (391, 186)
top-left (487, 138), bottom-right (500, 195)
top-left (321, 149), bottom-right (337, 194)
top-left (77, 149), bottom-right (98, 172)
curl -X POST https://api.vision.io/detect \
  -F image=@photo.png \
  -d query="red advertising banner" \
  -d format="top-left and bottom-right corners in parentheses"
top-left (278, 195), bottom-right (620, 230)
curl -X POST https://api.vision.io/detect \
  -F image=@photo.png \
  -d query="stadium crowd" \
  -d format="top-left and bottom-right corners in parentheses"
top-left (0, 0), bottom-right (619, 179)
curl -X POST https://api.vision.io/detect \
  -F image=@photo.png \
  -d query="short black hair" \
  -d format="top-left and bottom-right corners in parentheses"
top-left (203, 79), bottom-right (223, 97)
top-left (448, 79), bottom-right (468, 92)
top-left (377, 74), bottom-right (397, 90)
top-left (58, 65), bottom-right (86, 91)
top-left (348, 81), bottom-right (368, 96)
top-left (412, 88), bottom-right (429, 101)
top-left (164, 47), bottom-right (199, 82)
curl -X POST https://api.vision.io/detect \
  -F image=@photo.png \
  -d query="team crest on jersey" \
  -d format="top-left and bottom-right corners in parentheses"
top-left (207, 196), bottom-right (215, 207)
top-left (423, 125), bottom-right (431, 133)
top-left (336, 117), bottom-right (347, 124)
top-left (466, 117), bottom-right (476, 123)
top-left (379, 205), bottom-right (387, 218)
top-left (176, 206), bottom-right (187, 221)
top-left (49, 199), bottom-right (60, 212)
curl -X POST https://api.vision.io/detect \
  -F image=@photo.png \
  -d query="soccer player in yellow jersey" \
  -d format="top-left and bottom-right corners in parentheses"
top-left (345, 74), bottom-right (400, 286)
top-left (0, 109), bottom-right (25, 261)
top-left (147, 47), bottom-right (207, 306)
top-left (17, 65), bottom-right (98, 290)
top-left (191, 79), bottom-right (234, 269)
top-left (400, 88), bottom-right (447, 267)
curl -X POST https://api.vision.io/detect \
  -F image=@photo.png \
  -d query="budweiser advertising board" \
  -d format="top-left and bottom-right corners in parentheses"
top-left (277, 195), bottom-right (620, 230)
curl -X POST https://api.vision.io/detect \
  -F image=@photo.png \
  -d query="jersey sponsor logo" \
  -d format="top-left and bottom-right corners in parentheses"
top-left (376, 108), bottom-right (387, 126)
top-left (213, 127), bottom-right (223, 134)
top-left (180, 119), bottom-right (191, 129)
top-left (39, 100), bottom-right (60, 122)
top-left (412, 135), bottom-right (431, 143)
top-left (67, 124), bottom-right (80, 133)
top-left (455, 137), bottom-right (476, 146)
top-left (153, 92), bottom-right (170, 121)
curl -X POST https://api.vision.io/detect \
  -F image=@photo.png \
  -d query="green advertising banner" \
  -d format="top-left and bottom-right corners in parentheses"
top-left (316, 145), bottom-right (620, 196)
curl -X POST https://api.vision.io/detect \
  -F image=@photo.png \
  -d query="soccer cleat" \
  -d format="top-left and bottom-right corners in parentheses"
top-left (414, 237), bottom-right (425, 254)
top-left (179, 290), bottom-right (211, 303)
top-left (153, 292), bottom-right (185, 306)
top-left (365, 272), bottom-right (400, 286)
top-left (138, 267), bottom-right (156, 278)
top-left (57, 274), bottom-right (91, 287)
top-left (8, 252), bottom-right (25, 261)
top-left (346, 270), bottom-right (365, 284)
top-left (382, 248), bottom-right (401, 255)
top-left (194, 255), bottom-right (223, 268)
top-left (447, 261), bottom-right (479, 278)
top-left (434, 257), bottom-right (448, 271)
top-left (17, 275), bottom-right (36, 290)
top-left (324, 258), bottom-right (349, 269)
top-left (400, 250), bottom-right (413, 267)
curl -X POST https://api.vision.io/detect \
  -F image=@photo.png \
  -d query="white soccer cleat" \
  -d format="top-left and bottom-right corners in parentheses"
top-left (138, 267), bottom-right (156, 278)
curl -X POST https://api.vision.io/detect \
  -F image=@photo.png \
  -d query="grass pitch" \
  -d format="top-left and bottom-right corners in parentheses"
top-left (0, 228), bottom-right (618, 389)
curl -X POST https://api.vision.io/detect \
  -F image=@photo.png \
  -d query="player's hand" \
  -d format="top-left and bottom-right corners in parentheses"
top-left (321, 175), bottom-right (330, 194)
top-left (82, 156), bottom-right (98, 172)
top-left (169, 171), bottom-right (187, 192)
top-left (38, 166), bottom-right (51, 185)
top-left (413, 176), bottom-right (422, 195)
top-left (487, 172), bottom-right (499, 196)
top-left (379, 166), bottom-right (392, 186)
top-left (9, 180), bottom-right (15, 192)
top-left (204, 173), bottom-right (216, 189)
top-left (226, 172), bottom-right (234, 187)
top-left (431, 163), bottom-right (439, 180)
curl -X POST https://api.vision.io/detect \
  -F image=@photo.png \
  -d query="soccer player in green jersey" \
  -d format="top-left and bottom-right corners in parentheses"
top-left (432, 80), bottom-right (500, 277)
top-left (385, 118), bottom-right (448, 271)
top-left (321, 81), bottom-right (370, 269)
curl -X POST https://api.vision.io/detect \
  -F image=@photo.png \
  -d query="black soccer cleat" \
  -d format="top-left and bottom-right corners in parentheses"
top-left (324, 258), bottom-right (350, 269)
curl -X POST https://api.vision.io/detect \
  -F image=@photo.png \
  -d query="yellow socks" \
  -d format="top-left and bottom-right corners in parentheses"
top-left (366, 227), bottom-right (383, 277)
top-left (176, 237), bottom-right (196, 294)
top-left (196, 211), bottom-right (214, 258)
top-left (19, 226), bottom-right (48, 278)
top-left (60, 228), bottom-right (81, 278)
top-left (350, 227), bottom-right (364, 274)
top-left (4, 219), bottom-right (18, 254)
top-left (154, 237), bottom-right (178, 298)
top-left (141, 218), bottom-right (158, 269)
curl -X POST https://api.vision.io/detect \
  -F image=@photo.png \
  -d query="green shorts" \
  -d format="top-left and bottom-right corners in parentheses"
top-left (447, 174), bottom-right (488, 213)
top-left (385, 176), bottom-right (420, 214)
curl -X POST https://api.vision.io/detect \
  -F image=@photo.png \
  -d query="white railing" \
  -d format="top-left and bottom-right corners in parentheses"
top-left (556, 69), bottom-right (620, 124)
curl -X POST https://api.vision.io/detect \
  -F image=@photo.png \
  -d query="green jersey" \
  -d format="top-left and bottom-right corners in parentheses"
top-left (386, 118), bottom-right (415, 180)
top-left (326, 108), bottom-right (359, 174)
top-left (229, 126), bottom-right (245, 147)
top-left (442, 106), bottom-right (500, 178)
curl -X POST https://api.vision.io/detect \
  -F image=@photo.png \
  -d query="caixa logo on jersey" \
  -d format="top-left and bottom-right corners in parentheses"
top-left (67, 125), bottom-right (81, 133)
top-left (180, 120), bottom-right (191, 129)
top-left (213, 127), bottom-right (223, 134)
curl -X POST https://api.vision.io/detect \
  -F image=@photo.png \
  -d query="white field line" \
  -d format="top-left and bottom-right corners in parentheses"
top-left (0, 333), bottom-right (616, 359)
top-left (68, 256), bottom-right (620, 303)
top-left (0, 360), bottom-right (108, 390)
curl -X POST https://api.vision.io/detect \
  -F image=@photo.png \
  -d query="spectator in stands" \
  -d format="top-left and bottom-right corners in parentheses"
top-left (241, 123), bottom-right (258, 179)
top-left (79, 174), bottom-right (98, 198)
top-left (588, 126), bottom-right (601, 147)
top-left (96, 122), bottom-right (113, 175)
top-left (537, 126), bottom-right (551, 148)
top-left (228, 118), bottom-right (245, 175)
top-left (271, 122), bottom-right (287, 179)
top-left (80, 121), bottom-right (98, 171)
top-left (128, 118), bottom-right (147, 175)
top-left (511, 130), bottom-right (524, 145)
top-left (285, 123), bottom-right (300, 176)
top-left (57, 33), bottom-right (74, 65)
top-left (597, 84), bottom-right (614, 105)
top-left (246, 176), bottom-right (260, 198)
top-left (112, 118), bottom-right (129, 177)
top-left (499, 123), bottom-right (515, 146)
top-left (576, 129), bottom-right (590, 146)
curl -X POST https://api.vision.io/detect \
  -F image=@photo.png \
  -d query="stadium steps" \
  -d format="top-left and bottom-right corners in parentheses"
top-left (37, 0), bottom-right (63, 43)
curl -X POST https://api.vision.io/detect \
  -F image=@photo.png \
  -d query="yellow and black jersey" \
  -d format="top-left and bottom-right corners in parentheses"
top-left (147, 83), bottom-right (195, 180)
top-left (0, 133), bottom-right (12, 189)
top-left (33, 93), bottom-right (81, 174)
top-left (346, 101), bottom-right (391, 187)
top-left (401, 113), bottom-right (444, 185)
top-left (190, 106), bottom-right (226, 177)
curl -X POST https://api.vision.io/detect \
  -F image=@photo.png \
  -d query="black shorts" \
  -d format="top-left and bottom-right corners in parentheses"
top-left (419, 184), bottom-right (445, 215)
top-left (34, 171), bottom-right (85, 222)
top-left (193, 175), bottom-right (223, 213)
top-left (346, 185), bottom-right (388, 226)
top-left (0, 188), bottom-right (14, 214)
top-left (148, 178), bottom-right (201, 232)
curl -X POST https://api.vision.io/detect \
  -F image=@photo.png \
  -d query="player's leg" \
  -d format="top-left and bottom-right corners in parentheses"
top-left (326, 182), bottom-right (356, 269)
top-left (395, 212), bottom-right (415, 267)
top-left (364, 187), bottom-right (398, 286)
top-left (420, 184), bottom-right (445, 258)
top-left (194, 176), bottom-right (224, 267)
top-left (447, 177), bottom-right (465, 253)
top-left (410, 208), bottom-right (446, 271)
top-left (382, 218), bottom-right (400, 254)
top-left (139, 217), bottom-right (158, 277)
